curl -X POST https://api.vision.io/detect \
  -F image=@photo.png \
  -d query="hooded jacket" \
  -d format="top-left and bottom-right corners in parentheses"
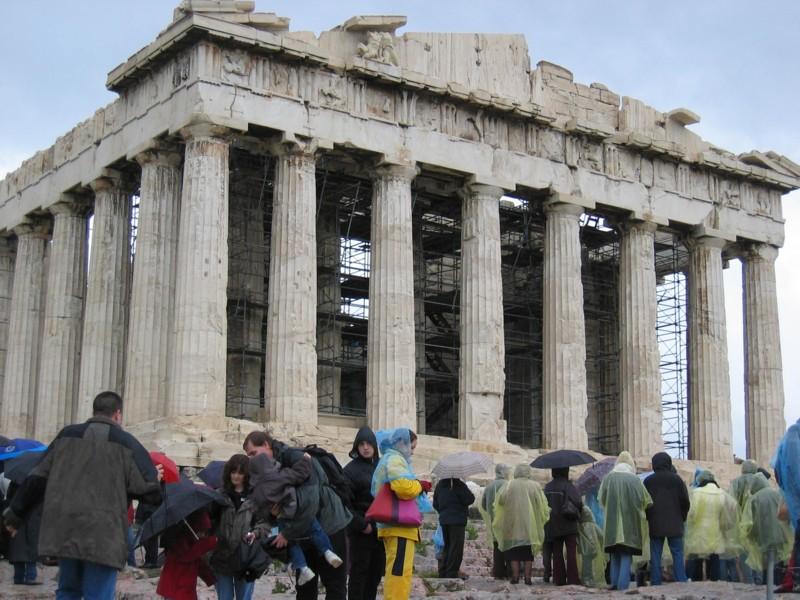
top-left (343, 426), bottom-right (380, 533)
top-left (643, 452), bottom-right (690, 538)
top-left (433, 478), bottom-right (475, 526)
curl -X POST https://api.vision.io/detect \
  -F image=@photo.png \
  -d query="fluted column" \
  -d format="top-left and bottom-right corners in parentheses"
top-left (169, 125), bottom-right (229, 417)
top-left (124, 147), bottom-right (182, 424)
top-left (77, 173), bottom-right (132, 420)
top-left (35, 200), bottom-right (89, 439)
top-left (0, 237), bottom-right (15, 417)
top-left (459, 183), bottom-right (506, 441)
top-left (265, 141), bottom-right (318, 423)
top-left (687, 235), bottom-right (732, 462)
top-left (619, 220), bottom-right (663, 457)
top-left (543, 200), bottom-right (588, 450)
top-left (367, 162), bottom-right (418, 430)
top-left (1, 223), bottom-right (48, 437)
top-left (742, 243), bottom-right (785, 465)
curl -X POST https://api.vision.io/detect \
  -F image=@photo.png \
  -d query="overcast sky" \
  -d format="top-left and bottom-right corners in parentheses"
top-left (1, 1), bottom-right (798, 457)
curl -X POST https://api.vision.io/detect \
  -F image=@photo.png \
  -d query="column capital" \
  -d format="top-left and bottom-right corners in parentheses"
top-left (50, 194), bottom-right (91, 218)
top-left (371, 161), bottom-right (419, 184)
top-left (269, 133), bottom-right (332, 159)
top-left (89, 169), bottom-right (135, 195)
top-left (619, 218), bottom-right (658, 235)
top-left (134, 143), bottom-right (183, 169)
top-left (544, 199), bottom-right (583, 219)
top-left (12, 219), bottom-right (50, 239)
top-left (460, 181), bottom-right (504, 200)
top-left (743, 242), bottom-right (779, 263)
top-left (179, 121), bottom-right (235, 142)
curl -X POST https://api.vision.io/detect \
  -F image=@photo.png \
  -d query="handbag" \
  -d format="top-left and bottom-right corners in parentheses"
top-left (365, 483), bottom-right (423, 527)
top-left (234, 539), bottom-right (271, 581)
top-left (561, 493), bottom-right (580, 521)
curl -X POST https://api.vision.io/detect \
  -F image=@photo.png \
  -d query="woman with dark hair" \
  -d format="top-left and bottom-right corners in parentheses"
top-left (544, 467), bottom-right (583, 585)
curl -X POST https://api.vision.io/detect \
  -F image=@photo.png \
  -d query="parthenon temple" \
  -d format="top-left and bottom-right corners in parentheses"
top-left (1, 0), bottom-right (798, 467)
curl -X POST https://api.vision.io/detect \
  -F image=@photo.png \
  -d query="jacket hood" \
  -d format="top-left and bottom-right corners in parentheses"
top-left (741, 459), bottom-right (758, 475)
top-left (651, 452), bottom-right (673, 472)
top-left (248, 453), bottom-right (278, 481)
top-left (696, 469), bottom-right (718, 487)
top-left (495, 463), bottom-right (511, 480)
top-left (349, 426), bottom-right (379, 462)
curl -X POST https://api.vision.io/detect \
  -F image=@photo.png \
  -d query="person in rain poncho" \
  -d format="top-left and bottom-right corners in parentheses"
top-left (479, 464), bottom-right (511, 579)
top-left (738, 473), bottom-right (793, 575)
top-left (684, 470), bottom-right (738, 582)
top-left (371, 429), bottom-right (430, 600)
top-left (598, 451), bottom-right (652, 591)
top-left (491, 463), bottom-right (550, 585)
top-left (729, 460), bottom-right (766, 583)
top-left (577, 505), bottom-right (606, 587)
top-left (772, 418), bottom-right (800, 593)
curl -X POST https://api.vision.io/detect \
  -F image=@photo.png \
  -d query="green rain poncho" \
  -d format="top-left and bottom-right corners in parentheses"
top-left (730, 460), bottom-right (763, 510)
top-left (479, 464), bottom-right (511, 546)
top-left (598, 452), bottom-right (652, 555)
top-left (577, 505), bottom-right (607, 587)
top-left (739, 476), bottom-right (794, 571)
top-left (685, 471), bottom-right (738, 559)
top-left (491, 464), bottom-right (550, 554)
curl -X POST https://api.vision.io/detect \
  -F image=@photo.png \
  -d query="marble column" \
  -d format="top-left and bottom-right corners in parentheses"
top-left (742, 243), bottom-right (785, 465)
top-left (124, 147), bottom-right (182, 424)
top-left (169, 125), bottom-right (229, 417)
top-left (618, 220), bottom-right (663, 457)
top-left (265, 142), bottom-right (318, 423)
top-left (687, 235), bottom-right (732, 462)
top-left (1, 223), bottom-right (48, 437)
top-left (35, 201), bottom-right (89, 440)
top-left (0, 237), bottom-right (15, 418)
top-left (543, 200), bottom-right (588, 450)
top-left (76, 173), bottom-right (132, 421)
top-left (459, 183), bottom-right (506, 441)
top-left (366, 163), bottom-right (418, 430)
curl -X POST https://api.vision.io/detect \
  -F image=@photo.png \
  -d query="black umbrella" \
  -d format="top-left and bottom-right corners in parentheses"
top-left (530, 449), bottom-right (596, 469)
top-left (138, 479), bottom-right (230, 543)
top-left (3, 451), bottom-right (45, 484)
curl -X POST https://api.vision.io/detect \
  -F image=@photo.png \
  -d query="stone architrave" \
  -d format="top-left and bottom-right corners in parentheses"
top-left (265, 141), bottom-right (319, 424)
top-left (35, 201), bottom-right (89, 440)
top-left (1, 223), bottom-right (48, 437)
top-left (0, 237), bottom-right (15, 417)
top-left (367, 162), bottom-right (418, 430)
top-left (169, 125), bottom-right (230, 417)
top-left (618, 220), bottom-right (663, 457)
top-left (687, 235), bottom-right (732, 462)
top-left (742, 243), bottom-right (785, 465)
top-left (77, 173), bottom-right (132, 421)
top-left (459, 183), bottom-right (506, 441)
top-left (124, 148), bottom-right (182, 424)
top-left (543, 200), bottom-right (589, 450)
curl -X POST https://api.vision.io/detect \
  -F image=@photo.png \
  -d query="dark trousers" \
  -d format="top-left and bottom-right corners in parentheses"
top-left (439, 524), bottom-right (465, 578)
top-left (143, 535), bottom-right (159, 567)
top-left (686, 555), bottom-right (720, 581)
top-left (551, 534), bottom-right (579, 585)
top-left (296, 528), bottom-right (347, 600)
top-left (542, 541), bottom-right (552, 582)
top-left (347, 530), bottom-right (385, 600)
top-left (492, 541), bottom-right (507, 578)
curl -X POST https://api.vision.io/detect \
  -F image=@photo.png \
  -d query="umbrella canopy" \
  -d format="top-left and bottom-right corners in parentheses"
top-left (197, 460), bottom-right (225, 490)
top-left (150, 451), bottom-right (180, 483)
top-left (530, 449), bottom-right (595, 470)
top-left (575, 457), bottom-right (616, 496)
top-left (0, 439), bottom-right (46, 461)
top-left (3, 451), bottom-right (45, 484)
top-left (138, 479), bottom-right (230, 543)
top-left (432, 452), bottom-right (493, 480)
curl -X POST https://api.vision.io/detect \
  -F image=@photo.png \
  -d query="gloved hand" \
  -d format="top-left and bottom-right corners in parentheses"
top-left (419, 480), bottom-right (432, 493)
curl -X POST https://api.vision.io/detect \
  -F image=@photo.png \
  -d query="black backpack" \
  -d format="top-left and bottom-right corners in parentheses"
top-left (303, 444), bottom-right (354, 509)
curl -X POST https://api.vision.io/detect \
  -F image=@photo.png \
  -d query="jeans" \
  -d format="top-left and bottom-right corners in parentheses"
top-left (215, 574), bottom-right (255, 600)
top-left (126, 526), bottom-right (137, 567)
top-left (285, 518), bottom-right (332, 571)
top-left (650, 536), bottom-right (687, 584)
top-left (56, 559), bottom-right (118, 600)
top-left (12, 561), bottom-right (37, 584)
top-left (609, 551), bottom-right (632, 590)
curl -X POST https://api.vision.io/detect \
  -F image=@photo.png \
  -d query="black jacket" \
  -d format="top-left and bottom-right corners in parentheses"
top-left (433, 479), bottom-right (475, 526)
top-left (544, 476), bottom-right (583, 539)
top-left (343, 427), bottom-right (380, 534)
top-left (643, 452), bottom-right (690, 538)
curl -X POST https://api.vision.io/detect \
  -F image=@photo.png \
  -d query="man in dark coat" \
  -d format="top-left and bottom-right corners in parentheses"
top-left (4, 391), bottom-right (162, 599)
top-left (544, 467), bottom-right (583, 585)
top-left (343, 426), bottom-right (384, 600)
top-left (644, 451), bottom-right (690, 584)
top-left (433, 477), bottom-right (475, 578)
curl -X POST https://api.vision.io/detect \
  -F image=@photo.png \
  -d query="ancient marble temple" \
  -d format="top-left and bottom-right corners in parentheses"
top-left (1, 0), bottom-right (797, 466)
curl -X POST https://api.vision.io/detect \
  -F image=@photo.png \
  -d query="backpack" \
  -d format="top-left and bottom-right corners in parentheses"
top-left (303, 444), bottom-right (354, 509)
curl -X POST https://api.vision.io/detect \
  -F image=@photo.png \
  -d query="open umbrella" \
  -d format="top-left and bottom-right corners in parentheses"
top-left (149, 451), bottom-right (180, 483)
top-left (138, 478), bottom-right (230, 543)
top-left (0, 439), bottom-right (46, 461)
top-left (432, 452), bottom-right (493, 480)
top-left (197, 460), bottom-right (225, 489)
top-left (3, 451), bottom-right (45, 484)
top-left (530, 449), bottom-right (595, 470)
top-left (575, 457), bottom-right (615, 495)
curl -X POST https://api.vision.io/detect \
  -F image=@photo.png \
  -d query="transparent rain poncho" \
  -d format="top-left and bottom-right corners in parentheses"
top-left (772, 418), bottom-right (800, 527)
top-left (730, 460), bottom-right (763, 510)
top-left (478, 463), bottom-right (511, 546)
top-left (577, 505), bottom-right (607, 587)
top-left (739, 475), bottom-right (794, 571)
top-left (598, 453), bottom-right (652, 555)
top-left (491, 464), bottom-right (550, 554)
top-left (684, 471), bottom-right (739, 558)
top-left (371, 428), bottom-right (433, 514)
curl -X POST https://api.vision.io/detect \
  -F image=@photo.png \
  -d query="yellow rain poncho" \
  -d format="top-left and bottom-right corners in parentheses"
top-left (598, 453), bottom-right (652, 555)
top-left (685, 471), bottom-right (738, 559)
top-left (492, 464), bottom-right (550, 554)
top-left (479, 464), bottom-right (511, 546)
top-left (577, 505), bottom-right (607, 587)
top-left (739, 476), bottom-right (794, 571)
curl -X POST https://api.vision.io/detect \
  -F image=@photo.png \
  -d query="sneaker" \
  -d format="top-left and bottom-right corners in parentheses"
top-left (324, 549), bottom-right (343, 568)
top-left (297, 566), bottom-right (316, 586)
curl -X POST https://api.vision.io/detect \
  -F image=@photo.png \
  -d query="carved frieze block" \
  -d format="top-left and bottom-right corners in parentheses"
top-left (720, 178), bottom-right (741, 209)
top-left (173, 53), bottom-right (191, 88)
top-left (640, 157), bottom-right (654, 187)
top-left (538, 129), bottom-right (565, 163)
top-left (365, 86), bottom-right (395, 119)
top-left (221, 49), bottom-right (253, 85)
top-left (616, 148), bottom-right (640, 181)
top-left (654, 159), bottom-right (677, 191)
top-left (317, 72), bottom-right (347, 110)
